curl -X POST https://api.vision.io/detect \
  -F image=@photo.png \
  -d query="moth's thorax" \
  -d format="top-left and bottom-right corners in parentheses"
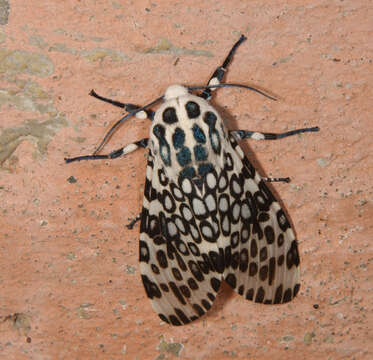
top-left (150, 85), bottom-right (227, 180)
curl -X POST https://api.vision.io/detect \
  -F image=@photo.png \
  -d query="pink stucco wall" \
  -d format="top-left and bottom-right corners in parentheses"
top-left (1, 1), bottom-right (372, 359)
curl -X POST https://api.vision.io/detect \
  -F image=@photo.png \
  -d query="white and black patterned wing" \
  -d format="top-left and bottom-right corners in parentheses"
top-left (139, 153), bottom-right (223, 326)
top-left (139, 86), bottom-right (301, 325)
top-left (221, 134), bottom-right (300, 304)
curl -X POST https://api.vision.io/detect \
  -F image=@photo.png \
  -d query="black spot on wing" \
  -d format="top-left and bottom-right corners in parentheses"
top-left (188, 277), bottom-right (198, 290)
top-left (169, 281), bottom-right (186, 305)
top-left (259, 265), bottom-right (268, 281)
top-left (141, 275), bottom-right (162, 299)
top-left (193, 303), bottom-right (205, 316)
top-left (283, 288), bottom-right (292, 303)
top-left (286, 240), bottom-right (300, 269)
top-left (225, 273), bottom-right (237, 288)
top-left (139, 240), bottom-right (150, 263)
top-left (158, 313), bottom-right (170, 323)
top-left (201, 299), bottom-right (211, 311)
top-left (255, 287), bottom-right (265, 303)
top-left (169, 315), bottom-right (182, 326)
top-left (210, 277), bottom-right (221, 292)
top-left (174, 308), bottom-right (191, 324)
top-left (268, 256), bottom-right (276, 286)
top-left (274, 284), bottom-right (283, 304)
top-left (209, 249), bottom-right (225, 273)
top-left (179, 285), bottom-right (191, 298)
top-left (246, 288), bottom-right (254, 301)
top-left (264, 225), bottom-right (275, 245)
top-left (277, 209), bottom-right (291, 232)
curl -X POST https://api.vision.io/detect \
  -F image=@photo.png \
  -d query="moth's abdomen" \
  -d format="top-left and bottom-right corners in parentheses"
top-left (150, 86), bottom-right (226, 180)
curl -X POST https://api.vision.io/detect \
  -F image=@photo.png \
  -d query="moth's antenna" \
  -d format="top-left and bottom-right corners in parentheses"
top-left (67, 82), bottom-right (275, 161)
top-left (188, 83), bottom-right (277, 101)
top-left (89, 89), bottom-right (128, 108)
top-left (93, 95), bottom-right (163, 155)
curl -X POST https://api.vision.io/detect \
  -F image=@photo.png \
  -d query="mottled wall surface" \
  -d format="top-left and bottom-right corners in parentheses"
top-left (0, 1), bottom-right (372, 359)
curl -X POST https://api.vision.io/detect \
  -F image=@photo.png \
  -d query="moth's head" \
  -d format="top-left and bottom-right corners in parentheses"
top-left (164, 85), bottom-right (189, 100)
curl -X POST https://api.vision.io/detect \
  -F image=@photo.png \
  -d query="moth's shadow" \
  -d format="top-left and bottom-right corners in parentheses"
top-left (189, 280), bottom-right (236, 325)
top-left (215, 280), bottom-right (236, 305)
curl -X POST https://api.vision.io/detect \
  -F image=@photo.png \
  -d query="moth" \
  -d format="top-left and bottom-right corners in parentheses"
top-left (66, 35), bottom-right (319, 326)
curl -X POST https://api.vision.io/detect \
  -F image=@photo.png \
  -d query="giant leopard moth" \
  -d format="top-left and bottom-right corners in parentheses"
top-left (66, 35), bottom-right (319, 326)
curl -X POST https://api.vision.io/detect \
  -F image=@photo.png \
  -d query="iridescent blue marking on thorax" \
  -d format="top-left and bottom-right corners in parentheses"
top-left (193, 145), bottom-right (207, 161)
top-left (192, 124), bottom-right (207, 144)
top-left (172, 128), bottom-right (185, 149)
top-left (150, 85), bottom-right (225, 181)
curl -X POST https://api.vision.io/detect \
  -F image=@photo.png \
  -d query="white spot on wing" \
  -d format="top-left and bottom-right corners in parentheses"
top-left (232, 203), bottom-right (240, 221)
top-left (202, 225), bottom-right (212, 238)
top-left (164, 195), bottom-right (173, 210)
top-left (140, 247), bottom-right (148, 258)
top-left (212, 133), bottom-right (219, 148)
top-left (219, 197), bottom-right (228, 212)
top-left (241, 203), bottom-right (251, 219)
top-left (181, 178), bottom-right (192, 194)
top-left (173, 187), bottom-right (182, 199)
top-left (192, 198), bottom-right (207, 216)
top-left (219, 176), bottom-right (227, 189)
top-left (190, 224), bottom-right (199, 239)
top-left (182, 206), bottom-right (193, 221)
top-left (205, 194), bottom-right (216, 212)
top-left (178, 242), bottom-right (187, 253)
top-left (206, 173), bottom-right (217, 189)
top-left (167, 221), bottom-right (177, 236)
top-left (222, 216), bottom-right (229, 232)
top-left (161, 146), bottom-right (168, 160)
top-left (175, 218), bottom-right (185, 232)
top-left (232, 180), bottom-right (241, 194)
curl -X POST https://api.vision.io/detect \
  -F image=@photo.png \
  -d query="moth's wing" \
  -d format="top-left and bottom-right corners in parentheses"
top-left (139, 152), bottom-right (223, 326)
top-left (221, 134), bottom-right (300, 304)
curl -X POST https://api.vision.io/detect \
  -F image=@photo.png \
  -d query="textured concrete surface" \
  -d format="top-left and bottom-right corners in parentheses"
top-left (1, 1), bottom-right (372, 359)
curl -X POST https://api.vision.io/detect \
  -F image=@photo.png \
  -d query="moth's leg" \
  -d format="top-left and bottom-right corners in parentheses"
top-left (262, 177), bottom-right (290, 183)
top-left (230, 126), bottom-right (319, 141)
top-left (126, 213), bottom-right (141, 229)
top-left (65, 138), bottom-right (148, 163)
top-left (199, 35), bottom-right (247, 100)
top-left (232, 126), bottom-right (319, 183)
top-left (90, 90), bottom-right (155, 120)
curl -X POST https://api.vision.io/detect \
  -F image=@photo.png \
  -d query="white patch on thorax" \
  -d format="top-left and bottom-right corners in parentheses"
top-left (164, 85), bottom-right (188, 100)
